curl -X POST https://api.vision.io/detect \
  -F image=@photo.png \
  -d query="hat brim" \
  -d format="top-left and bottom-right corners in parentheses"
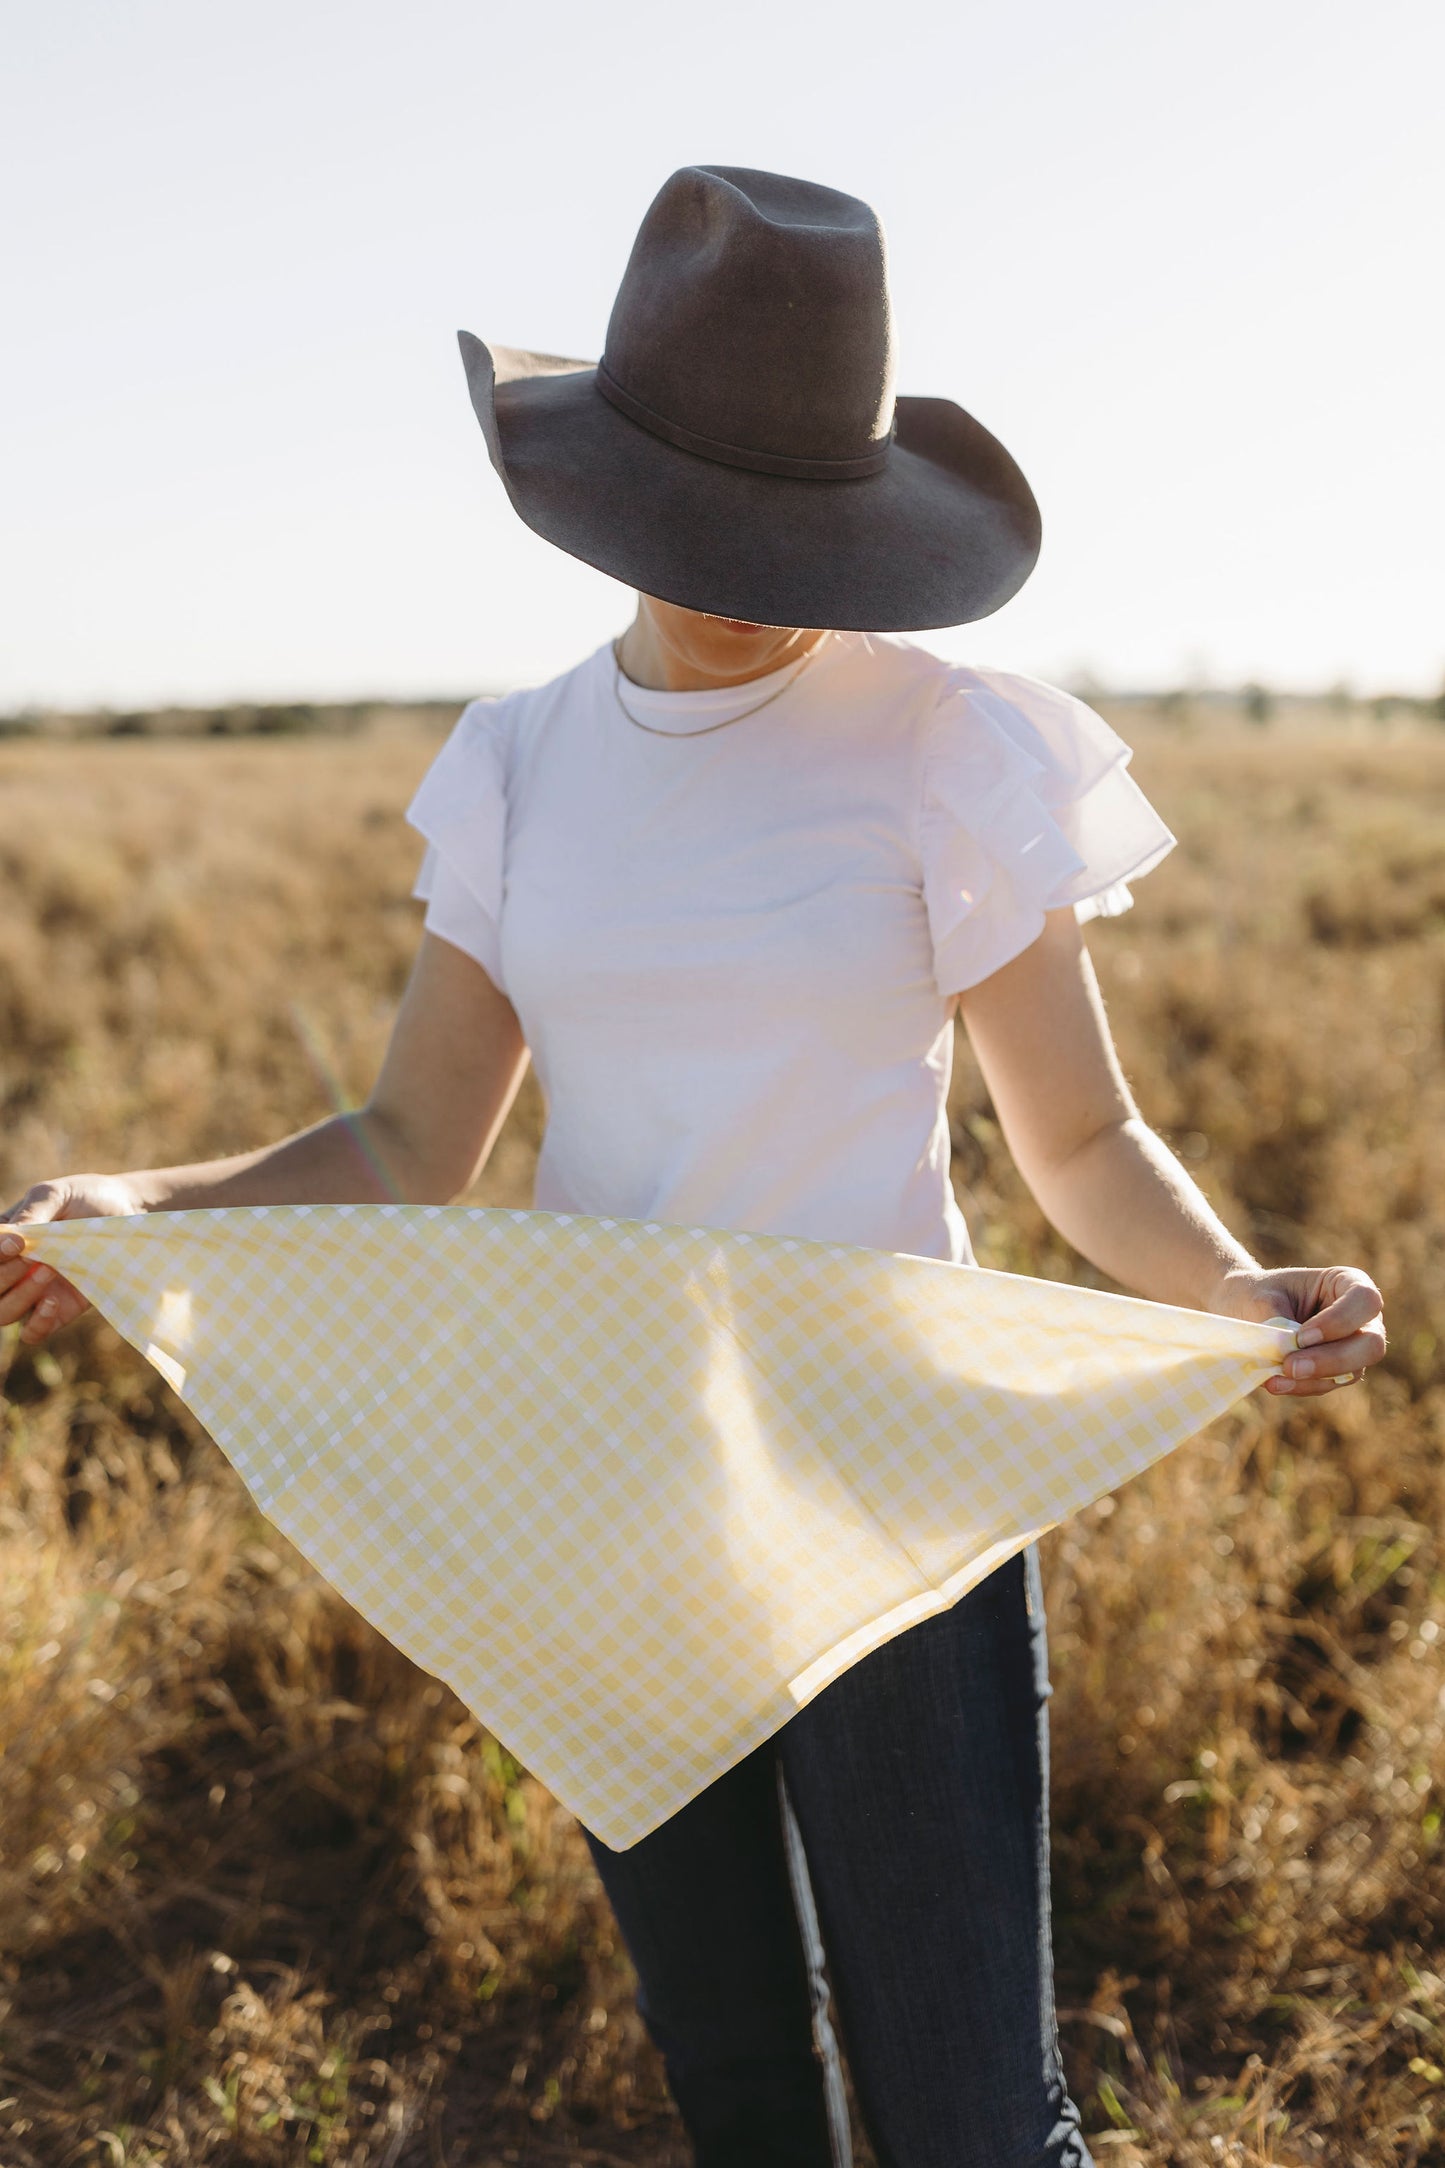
top-left (459, 333), bottom-right (1041, 632)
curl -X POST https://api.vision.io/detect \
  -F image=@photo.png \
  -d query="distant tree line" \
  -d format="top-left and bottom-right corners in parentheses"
top-left (1112, 678), bottom-right (1445, 728)
top-left (0, 698), bottom-right (473, 740)
top-left (4, 680), bottom-right (1444, 739)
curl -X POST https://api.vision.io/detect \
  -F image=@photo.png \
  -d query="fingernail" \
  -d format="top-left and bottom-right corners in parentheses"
top-left (28, 1264), bottom-right (53, 1286)
top-left (1273, 1377), bottom-right (1295, 1392)
top-left (1298, 1326), bottom-right (1324, 1347)
top-left (1293, 1357), bottom-right (1315, 1379)
top-left (0, 1234), bottom-right (20, 1258)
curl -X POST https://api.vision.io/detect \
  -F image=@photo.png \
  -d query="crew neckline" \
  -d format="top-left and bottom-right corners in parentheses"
top-left (604, 632), bottom-right (850, 735)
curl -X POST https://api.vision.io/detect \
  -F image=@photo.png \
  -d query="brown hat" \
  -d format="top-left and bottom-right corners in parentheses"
top-left (458, 165), bottom-right (1041, 632)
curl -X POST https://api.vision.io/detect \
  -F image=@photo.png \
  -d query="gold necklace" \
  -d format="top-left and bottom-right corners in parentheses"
top-left (612, 633), bottom-right (829, 738)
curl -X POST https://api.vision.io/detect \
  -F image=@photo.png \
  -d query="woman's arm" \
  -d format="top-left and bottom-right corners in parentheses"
top-left (0, 932), bottom-right (529, 1341)
top-left (956, 907), bottom-right (1386, 1397)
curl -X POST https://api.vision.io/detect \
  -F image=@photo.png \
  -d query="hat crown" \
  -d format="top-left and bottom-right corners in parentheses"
top-left (601, 166), bottom-right (897, 470)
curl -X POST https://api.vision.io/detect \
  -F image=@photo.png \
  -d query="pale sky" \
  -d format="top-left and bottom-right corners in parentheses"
top-left (4, 0), bottom-right (1441, 708)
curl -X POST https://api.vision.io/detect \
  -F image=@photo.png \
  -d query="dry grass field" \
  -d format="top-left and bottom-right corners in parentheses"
top-left (2, 701), bottom-right (1444, 2166)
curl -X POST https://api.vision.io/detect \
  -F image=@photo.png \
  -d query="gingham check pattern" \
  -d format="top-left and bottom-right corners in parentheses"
top-left (27, 1206), bottom-right (1296, 1848)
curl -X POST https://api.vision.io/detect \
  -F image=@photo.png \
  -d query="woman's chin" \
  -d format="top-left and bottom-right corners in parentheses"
top-left (639, 594), bottom-right (816, 681)
top-left (696, 618), bottom-right (801, 669)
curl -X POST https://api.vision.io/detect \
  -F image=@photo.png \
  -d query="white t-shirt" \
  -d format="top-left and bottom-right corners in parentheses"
top-left (407, 632), bottom-right (1175, 1264)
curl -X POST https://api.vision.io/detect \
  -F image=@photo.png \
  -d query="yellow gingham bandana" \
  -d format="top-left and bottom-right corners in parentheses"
top-left (23, 1206), bottom-right (1295, 1848)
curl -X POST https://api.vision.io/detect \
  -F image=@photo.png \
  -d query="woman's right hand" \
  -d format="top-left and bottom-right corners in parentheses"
top-left (0, 1175), bottom-right (145, 1345)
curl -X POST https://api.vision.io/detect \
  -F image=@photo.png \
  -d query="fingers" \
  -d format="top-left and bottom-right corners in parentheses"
top-left (0, 1258), bottom-right (86, 1338)
top-left (0, 1217), bottom-right (90, 1342)
top-left (1288, 1325), bottom-right (1387, 1378)
top-left (0, 1243), bottom-right (41, 1303)
top-left (3, 1262), bottom-right (82, 1342)
top-left (0, 1256), bottom-right (49, 1329)
top-left (1266, 1370), bottom-right (1365, 1397)
top-left (1268, 1325), bottom-right (1385, 1395)
top-left (17, 1272), bottom-right (89, 1344)
top-left (0, 1226), bottom-right (40, 1294)
top-left (1255, 1265), bottom-right (1386, 1396)
top-left (1296, 1268), bottom-right (1384, 1348)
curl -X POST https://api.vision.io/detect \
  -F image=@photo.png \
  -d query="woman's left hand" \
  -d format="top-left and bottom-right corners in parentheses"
top-left (1209, 1263), bottom-right (1386, 1396)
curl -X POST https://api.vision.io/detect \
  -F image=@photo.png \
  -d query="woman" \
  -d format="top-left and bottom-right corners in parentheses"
top-left (2, 167), bottom-right (1385, 2167)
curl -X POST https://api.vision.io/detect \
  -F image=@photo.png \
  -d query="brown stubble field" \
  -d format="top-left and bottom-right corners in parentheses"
top-left (1, 707), bottom-right (1443, 2167)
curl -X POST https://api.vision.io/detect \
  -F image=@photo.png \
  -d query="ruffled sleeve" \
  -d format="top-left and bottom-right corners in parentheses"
top-left (406, 697), bottom-right (511, 991)
top-left (921, 667), bottom-right (1176, 997)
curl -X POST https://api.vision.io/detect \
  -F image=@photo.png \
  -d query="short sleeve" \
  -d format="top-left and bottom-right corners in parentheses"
top-left (920, 667), bottom-right (1176, 996)
top-left (405, 697), bottom-right (511, 991)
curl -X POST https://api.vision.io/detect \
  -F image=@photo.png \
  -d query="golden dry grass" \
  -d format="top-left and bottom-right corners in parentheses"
top-left (1, 707), bottom-right (1443, 2166)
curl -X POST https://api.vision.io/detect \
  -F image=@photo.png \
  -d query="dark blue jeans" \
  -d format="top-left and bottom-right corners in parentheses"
top-left (584, 1547), bottom-right (1093, 2167)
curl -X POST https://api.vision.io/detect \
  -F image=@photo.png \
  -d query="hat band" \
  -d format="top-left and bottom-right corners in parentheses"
top-left (595, 361), bottom-right (892, 481)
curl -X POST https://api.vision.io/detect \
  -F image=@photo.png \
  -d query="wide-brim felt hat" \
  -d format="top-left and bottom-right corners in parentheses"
top-left (458, 165), bottom-right (1042, 633)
